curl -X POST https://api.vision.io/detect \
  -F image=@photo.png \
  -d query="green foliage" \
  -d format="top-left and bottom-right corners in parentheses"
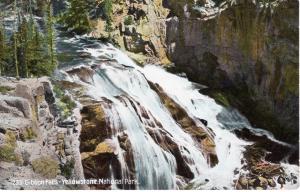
top-left (0, 145), bottom-right (16, 162)
top-left (58, 0), bottom-right (92, 34)
top-left (20, 127), bottom-right (37, 141)
top-left (0, 86), bottom-right (13, 94)
top-left (124, 16), bottom-right (134, 26)
top-left (0, 1), bottom-right (57, 78)
top-left (32, 156), bottom-right (60, 178)
top-left (60, 158), bottom-right (75, 179)
top-left (0, 131), bottom-right (17, 162)
top-left (53, 84), bottom-right (76, 118)
top-left (102, 0), bottom-right (113, 31)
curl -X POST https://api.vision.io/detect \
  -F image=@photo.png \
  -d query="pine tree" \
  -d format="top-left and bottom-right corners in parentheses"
top-left (45, 0), bottom-right (56, 70)
top-left (14, 0), bottom-right (20, 78)
top-left (0, 13), bottom-right (5, 76)
top-left (58, 0), bottom-right (92, 34)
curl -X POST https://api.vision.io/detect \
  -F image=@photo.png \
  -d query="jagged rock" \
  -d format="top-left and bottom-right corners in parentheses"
top-left (277, 175), bottom-right (286, 185)
top-left (15, 84), bottom-right (34, 104)
top-left (80, 103), bottom-right (136, 189)
top-left (66, 66), bottom-right (95, 84)
top-left (268, 178), bottom-right (276, 187)
top-left (0, 77), bottom-right (83, 189)
top-left (166, 0), bottom-right (299, 144)
top-left (94, 139), bottom-right (118, 155)
top-left (257, 176), bottom-right (268, 189)
top-left (148, 81), bottom-right (218, 166)
top-left (238, 176), bottom-right (248, 188)
top-left (234, 127), bottom-right (297, 164)
top-left (90, 0), bottom-right (170, 64)
top-left (0, 95), bottom-right (32, 118)
top-left (79, 52), bottom-right (92, 58)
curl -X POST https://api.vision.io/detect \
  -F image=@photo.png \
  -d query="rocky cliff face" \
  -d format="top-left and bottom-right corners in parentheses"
top-left (0, 77), bottom-right (84, 189)
top-left (89, 0), bottom-right (170, 65)
top-left (91, 0), bottom-right (298, 144)
top-left (164, 0), bottom-right (299, 144)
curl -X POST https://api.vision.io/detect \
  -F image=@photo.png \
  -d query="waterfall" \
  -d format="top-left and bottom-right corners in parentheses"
top-left (56, 36), bottom-right (299, 190)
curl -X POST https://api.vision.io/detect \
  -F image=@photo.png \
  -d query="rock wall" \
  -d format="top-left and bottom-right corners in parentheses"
top-left (164, 0), bottom-right (299, 143)
top-left (90, 0), bottom-right (298, 143)
top-left (0, 77), bottom-right (84, 189)
top-left (90, 0), bottom-right (170, 65)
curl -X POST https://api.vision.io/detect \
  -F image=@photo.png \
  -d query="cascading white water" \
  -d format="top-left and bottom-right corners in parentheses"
top-left (58, 38), bottom-right (299, 190)
top-left (66, 48), bottom-right (212, 189)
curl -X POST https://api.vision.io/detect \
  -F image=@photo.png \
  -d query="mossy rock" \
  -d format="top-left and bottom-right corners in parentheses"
top-left (20, 127), bottom-right (37, 141)
top-left (0, 131), bottom-right (17, 162)
top-left (0, 86), bottom-right (13, 94)
top-left (32, 156), bottom-right (60, 178)
top-left (212, 92), bottom-right (230, 107)
top-left (0, 145), bottom-right (16, 162)
top-left (5, 131), bottom-right (17, 148)
top-left (94, 141), bottom-right (116, 154)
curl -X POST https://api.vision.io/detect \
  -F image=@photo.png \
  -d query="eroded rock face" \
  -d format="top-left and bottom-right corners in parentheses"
top-left (165, 0), bottom-right (299, 144)
top-left (0, 77), bottom-right (82, 190)
top-left (148, 81), bottom-right (218, 167)
top-left (79, 103), bottom-right (136, 189)
top-left (90, 0), bottom-right (171, 65)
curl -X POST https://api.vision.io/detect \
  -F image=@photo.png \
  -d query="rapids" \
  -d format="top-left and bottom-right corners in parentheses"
top-left (56, 35), bottom-right (299, 190)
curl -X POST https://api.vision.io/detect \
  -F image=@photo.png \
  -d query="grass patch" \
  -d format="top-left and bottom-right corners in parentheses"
top-left (0, 131), bottom-right (17, 162)
top-left (20, 127), bottom-right (37, 141)
top-left (0, 86), bottom-right (13, 94)
top-left (0, 145), bottom-right (16, 162)
top-left (32, 156), bottom-right (60, 178)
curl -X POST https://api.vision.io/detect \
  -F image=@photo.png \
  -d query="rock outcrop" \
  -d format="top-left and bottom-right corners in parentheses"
top-left (0, 77), bottom-right (83, 189)
top-left (89, 0), bottom-right (298, 144)
top-left (89, 0), bottom-right (171, 65)
top-left (79, 103), bottom-right (136, 190)
top-left (149, 81), bottom-right (218, 167)
top-left (164, 0), bottom-right (299, 144)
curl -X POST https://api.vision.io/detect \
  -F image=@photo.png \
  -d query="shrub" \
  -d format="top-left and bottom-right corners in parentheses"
top-left (124, 16), bottom-right (134, 25)
top-left (53, 85), bottom-right (76, 118)
top-left (60, 158), bottom-right (75, 179)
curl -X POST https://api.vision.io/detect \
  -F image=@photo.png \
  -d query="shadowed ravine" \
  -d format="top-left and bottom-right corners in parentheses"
top-left (54, 35), bottom-right (299, 190)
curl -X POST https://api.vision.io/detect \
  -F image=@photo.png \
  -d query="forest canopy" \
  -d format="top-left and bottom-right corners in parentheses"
top-left (0, 0), bottom-right (56, 78)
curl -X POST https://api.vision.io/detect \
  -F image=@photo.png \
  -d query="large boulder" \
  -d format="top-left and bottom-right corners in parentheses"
top-left (0, 95), bottom-right (32, 118)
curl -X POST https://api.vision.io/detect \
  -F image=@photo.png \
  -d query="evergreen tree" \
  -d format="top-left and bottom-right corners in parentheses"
top-left (45, 0), bottom-right (56, 70)
top-left (0, 0), bottom-right (57, 78)
top-left (0, 13), bottom-right (6, 76)
top-left (58, 0), bottom-right (92, 34)
top-left (14, 0), bottom-right (20, 78)
top-left (103, 0), bottom-right (113, 32)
